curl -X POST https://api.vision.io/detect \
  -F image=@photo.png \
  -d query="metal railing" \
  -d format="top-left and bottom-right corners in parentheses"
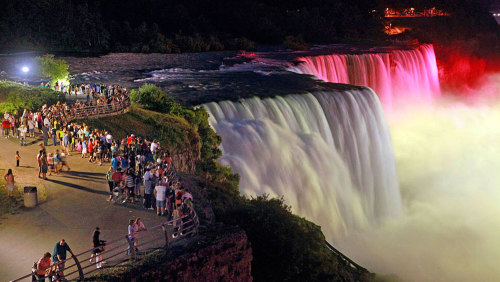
top-left (66, 97), bottom-right (131, 120)
top-left (10, 210), bottom-right (199, 282)
top-left (324, 240), bottom-right (368, 273)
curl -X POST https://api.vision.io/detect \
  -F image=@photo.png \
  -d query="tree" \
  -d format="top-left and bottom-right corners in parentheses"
top-left (36, 54), bottom-right (69, 86)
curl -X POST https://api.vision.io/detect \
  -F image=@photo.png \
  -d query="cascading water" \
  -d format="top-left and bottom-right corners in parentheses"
top-left (203, 88), bottom-right (402, 238)
top-left (289, 44), bottom-right (441, 108)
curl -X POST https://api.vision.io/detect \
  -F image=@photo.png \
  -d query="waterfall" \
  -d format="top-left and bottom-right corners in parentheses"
top-left (203, 88), bottom-right (401, 238)
top-left (289, 44), bottom-right (441, 108)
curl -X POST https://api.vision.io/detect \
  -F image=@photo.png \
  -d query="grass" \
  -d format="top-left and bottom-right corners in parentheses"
top-left (0, 168), bottom-right (22, 220)
top-left (82, 105), bottom-right (201, 173)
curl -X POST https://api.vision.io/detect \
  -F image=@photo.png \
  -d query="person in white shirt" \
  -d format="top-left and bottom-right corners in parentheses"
top-left (150, 140), bottom-right (158, 154)
top-left (154, 179), bottom-right (167, 216)
top-left (44, 117), bottom-right (50, 128)
top-left (19, 124), bottom-right (27, 146)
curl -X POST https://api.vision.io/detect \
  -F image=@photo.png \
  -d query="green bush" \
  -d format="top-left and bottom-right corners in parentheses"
top-left (36, 54), bottom-right (69, 85)
top-left (0, 80), bottom-right (65, 113)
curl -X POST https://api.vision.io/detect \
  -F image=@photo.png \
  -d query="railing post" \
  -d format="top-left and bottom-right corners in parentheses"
top-left (125, 235), bottom-right (137, 261)
top-left (161, 223), bottom-right (170, 249)
top-left (71, 253), bottom-right (84, 280)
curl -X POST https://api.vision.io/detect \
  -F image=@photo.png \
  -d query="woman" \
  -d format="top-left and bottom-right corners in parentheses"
top-left (81, 139), bottom-right (88, 158)
top-left (40, 152), bottom-right (49, 180)
top-left (4, 169), bottom-right (14, 197)
top-left (32, 252), bottom-right (52, 282)
top-left (133, 218), bottom-right (147, 251)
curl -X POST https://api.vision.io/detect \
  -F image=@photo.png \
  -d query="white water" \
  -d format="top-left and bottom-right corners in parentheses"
top-left (204, 88), bottom-right (402, 238)
top-left (340, 74), bottom-right (500, 281)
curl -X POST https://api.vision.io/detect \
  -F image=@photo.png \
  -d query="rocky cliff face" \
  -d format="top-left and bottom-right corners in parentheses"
top-left (131, 226), bottom-right (252, 282)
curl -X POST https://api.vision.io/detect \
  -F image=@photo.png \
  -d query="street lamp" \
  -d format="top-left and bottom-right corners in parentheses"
top-left (22, 66), bottom-right (29, 73)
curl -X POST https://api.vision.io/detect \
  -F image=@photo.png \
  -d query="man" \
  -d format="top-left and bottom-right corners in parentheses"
top-left (154, 178), bottom-right (167, 216)
top-left (111, 168), bottom-right (123, 196)
top-left (19, 124), bottom-right (27, 146)
top-left (52, 239), bottom-right (73, 275)
top-left (90, 227), bottom-right (106, 269)
top-left (143, 168), bottom-right (155, 209)
top-left (42, 125), bottom-right (49, 146)
top-left (51, 127), bottom-right (57, 146)
top-left (2, 117), bottom-right (10, 138)
top-left (111, 154), bottom-right (119, 170)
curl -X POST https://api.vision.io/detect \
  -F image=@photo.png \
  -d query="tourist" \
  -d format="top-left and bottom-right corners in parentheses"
top-left (4, 169), bottom-right (14, 198)
top-left (51, 127), bottom-right (57, 146)
top-left (106, 167), bottom-right (114, 201)
top-left (40, 151), bottom-right (49, 180)
top-left (32, 252), bottom-right (52, 282)
top-left (123, 168), bottom-right (135, 203)
top-left (15, 151), bottom-right (20, 167)
top-left (27, 117), bottom-right (35, 137)
top-left (47, 153), bottom-right (55, 175)
top-left (81, 138), bottom-right (88, 158)
top-left (126, 219), bottom-right (137, 255)
top-left (60, 152), bottom-right (70, 171)
top-left (42, 125), bottom-right (49, 146)
top-left (90, 227), bottom-right (106, 269)
top-left (143, 167), bottom-right (154, 209)
top-left (3, 116), bottom-right (10, 138)
top-left (133, 218), bottom-right (147, 251)
top-left (19, 124), bottom-right (27, 146)
top-left (154, 178), bottom-right (167, 216)
top-left (111, 154), bottom-right (119, 170)
top-left (53, 150), bottom-right (61, 173)
top-left (52, 239), bottom-right (73, 276)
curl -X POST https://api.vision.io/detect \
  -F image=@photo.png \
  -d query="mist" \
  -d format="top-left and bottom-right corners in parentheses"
top-left (336, 74), bottom-right (500, 282)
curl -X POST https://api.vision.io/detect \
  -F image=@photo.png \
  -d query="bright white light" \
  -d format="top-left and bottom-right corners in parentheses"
top-left (21, 66), bottom-right (29, 73)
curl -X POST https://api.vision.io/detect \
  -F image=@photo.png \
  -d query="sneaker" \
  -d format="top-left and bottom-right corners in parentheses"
top-left (157, 213), bottom-right (161, 216)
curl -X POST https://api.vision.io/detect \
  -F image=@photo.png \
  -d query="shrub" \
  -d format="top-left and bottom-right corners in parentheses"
top-left (0, 80), bottom-right (65, 113)
top-left (36, 54), bottom-right (69, 85)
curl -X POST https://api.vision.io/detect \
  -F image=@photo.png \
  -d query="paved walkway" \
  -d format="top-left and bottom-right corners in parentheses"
top-left (0, 135), bottom-right (167, 281)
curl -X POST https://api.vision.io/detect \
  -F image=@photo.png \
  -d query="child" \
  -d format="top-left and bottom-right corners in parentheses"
top-left (15, 151), bottom-right (20, 167)
top-left (4, 169), bottom-right (14, 197)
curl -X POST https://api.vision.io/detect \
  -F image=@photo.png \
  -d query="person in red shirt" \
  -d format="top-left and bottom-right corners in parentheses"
top-left (2, 118), bottom-right (10, 138)
top-left (33, 252), bottom-right (52, 281)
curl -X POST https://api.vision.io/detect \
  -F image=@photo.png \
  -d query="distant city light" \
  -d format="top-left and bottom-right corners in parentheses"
top-left (21, 66), bottom-right (29, 73)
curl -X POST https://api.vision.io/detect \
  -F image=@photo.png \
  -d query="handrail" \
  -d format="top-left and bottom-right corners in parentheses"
top-left (10, 210), bottom-right (199, 282)
top-left (324, 240), bottom-right (368, 273)
top-left (67, 97), bottom-right (131, 121)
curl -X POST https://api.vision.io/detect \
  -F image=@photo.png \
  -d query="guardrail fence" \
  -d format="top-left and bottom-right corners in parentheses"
top-left (67, 98), bottom-right (131, 120)
top-left (11, 210), bottom-right (199, 282)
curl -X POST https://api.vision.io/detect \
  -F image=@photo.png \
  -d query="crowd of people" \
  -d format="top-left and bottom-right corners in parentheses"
top-left (2, 82), bottom-right (198, 281)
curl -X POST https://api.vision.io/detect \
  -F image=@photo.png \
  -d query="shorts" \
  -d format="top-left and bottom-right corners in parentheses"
top-left (82, 148), bottom-right (88, 154)
top-left (7, 184), bottom-right (14, 192)
top-left (29, 128), bottom-right (35, 133)
top-left (128, 188), bottom-right (135, 198)
top-left (156, 200), bottom-right (166, 208)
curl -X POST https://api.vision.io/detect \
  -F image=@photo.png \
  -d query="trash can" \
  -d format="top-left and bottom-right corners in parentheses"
top-left (24, 186), bottom-right (38, 208)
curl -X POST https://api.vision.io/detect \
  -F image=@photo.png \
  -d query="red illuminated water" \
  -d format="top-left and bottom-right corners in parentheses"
top-left (290, 44), bottom-right (441, 109)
